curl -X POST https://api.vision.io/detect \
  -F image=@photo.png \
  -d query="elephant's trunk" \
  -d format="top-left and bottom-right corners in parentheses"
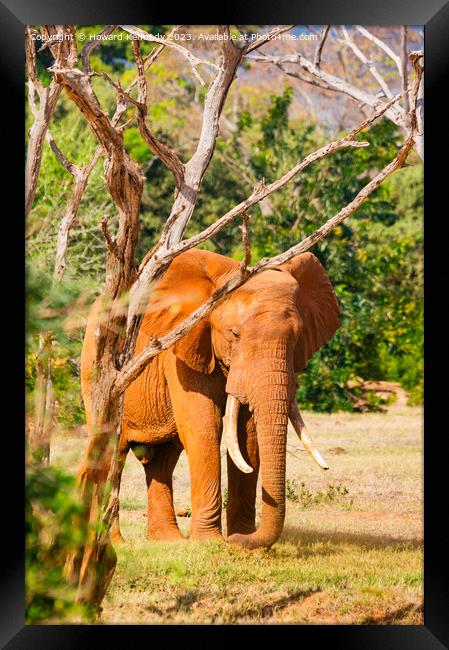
top-left (227, 351), bottom-right (290, 549)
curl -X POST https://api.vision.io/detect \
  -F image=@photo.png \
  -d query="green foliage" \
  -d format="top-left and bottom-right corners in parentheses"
top-left (26, 261), bottom-right (97, 427)
top-left (286, 479), bottom-right (354, 509)
top-left (25, 461), bottom-right (91, 622)
top-left (209, 90), bottom-right (423, 411)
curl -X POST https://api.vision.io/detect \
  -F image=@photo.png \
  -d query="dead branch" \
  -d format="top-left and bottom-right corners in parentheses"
top-left (340, 26), bottom-right (393, 100)
top-left (47, 134), bottom-right (102, 281)
top-left (409, 51), bottom-right (424, 161)
top-left (166, 139), bottom-right (368, 260)
top-left (249, 51), bottom-right (406, 129)
top-left (119, 25), bottom-right (222, 85)
top-left (25, 27), bottom-right (63, 216)
top-left (400, 27), bottom-right (411, 115)
top-left (239, 212), bottom-right (251, 277)
top-left (138, 203), bottom-right (187, 270)
top-left (244, 25), bottom-right (296, 54)
top-left (215, 150), bottom-right (274, 216)
top-left (354, 26), bottom-right (402, 74)
top-left (247, 27), bottom-right (425, 160)
top-left (159, 90), bottom-right (408, 262)
top-left (127, 29), bottom-right (243, 330)
top-left (314, 25), bottom-right (330, 68)
top-left (46, 132), bottom-right (80, 177)
top-left (82, 25), bottom-right (117, 73)
top-left (132, 39), bottom-right (185, 188)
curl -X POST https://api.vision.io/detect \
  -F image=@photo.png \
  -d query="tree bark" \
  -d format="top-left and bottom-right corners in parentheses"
top-left (30, 333), bottom-right (53, 463)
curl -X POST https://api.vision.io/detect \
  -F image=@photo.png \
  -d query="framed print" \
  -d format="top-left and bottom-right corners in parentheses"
top-left (3, 0), bottom-right (448, 647)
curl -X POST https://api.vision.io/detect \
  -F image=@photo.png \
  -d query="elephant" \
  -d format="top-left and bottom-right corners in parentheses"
top-left (80, 247), bottom-right (340, 549)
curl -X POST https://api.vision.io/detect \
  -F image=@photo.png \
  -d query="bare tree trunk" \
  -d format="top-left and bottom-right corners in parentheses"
top-left (26, 27), bottom-right (83, 465)
top-left (50, 45), bottom-right (145, 607)
top-left (49, 137), bottom-right (102, 281)
top-left (30, 333), bottom-right (53, 463)
top-left (413, 53), bottom-right (424, 160)
top-left (25, 26), bottom-right (76, 215)
top-left (25, 82), bottom-right (61, 216)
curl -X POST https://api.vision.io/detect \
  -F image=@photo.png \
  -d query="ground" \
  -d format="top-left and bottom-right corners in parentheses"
top-left (51, 403), bottom-right (423, 624)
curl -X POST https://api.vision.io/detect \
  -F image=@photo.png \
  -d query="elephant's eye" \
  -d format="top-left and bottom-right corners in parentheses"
top-left (230, 328), bottom-right (240, 338)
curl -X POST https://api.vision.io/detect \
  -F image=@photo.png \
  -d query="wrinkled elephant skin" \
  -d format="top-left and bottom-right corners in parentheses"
top-left (81, 248), bottom-right (340, 548)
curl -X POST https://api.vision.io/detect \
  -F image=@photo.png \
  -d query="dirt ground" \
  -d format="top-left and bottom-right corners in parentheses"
top-left (51, 402), bottom-right (423, 624)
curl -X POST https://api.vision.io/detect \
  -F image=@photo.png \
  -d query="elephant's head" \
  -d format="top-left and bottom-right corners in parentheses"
top-left (141, 248), bottom-right (340, 548)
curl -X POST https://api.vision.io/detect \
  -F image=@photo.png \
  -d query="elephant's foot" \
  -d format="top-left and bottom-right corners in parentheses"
top-left (147, 526), bottom-right (185, 542)
top-left (227, 531), bottom-right (275, 550)
top-left (189, 527), bottom-right (223, 542)
top-left (226, 520), bottom-right (256, 537)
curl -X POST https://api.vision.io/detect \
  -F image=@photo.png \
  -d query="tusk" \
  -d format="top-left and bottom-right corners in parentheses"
top-left (289, 398), bottom-right (329, 470)
top-left (223, 394), bottom-right (253, 474)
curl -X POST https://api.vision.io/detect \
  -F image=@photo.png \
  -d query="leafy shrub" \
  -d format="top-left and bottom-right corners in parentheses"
top-left (25, 461), bottom-right (91, 623)
top-left (286, 479), bottom-right (354, 509)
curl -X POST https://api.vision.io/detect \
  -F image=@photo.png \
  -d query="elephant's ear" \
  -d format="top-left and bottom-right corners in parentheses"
top-left (281, 252), bottom-right (340, 372)
top-left (139, 249), bottom-right (237, 373)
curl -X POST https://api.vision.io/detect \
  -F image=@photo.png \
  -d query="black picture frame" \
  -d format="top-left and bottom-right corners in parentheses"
top-left (6, 1), bottom-right (448, 647)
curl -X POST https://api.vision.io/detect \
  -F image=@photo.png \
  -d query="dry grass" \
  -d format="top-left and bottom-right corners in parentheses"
top-left (51, 403), bottom-right (423, 624)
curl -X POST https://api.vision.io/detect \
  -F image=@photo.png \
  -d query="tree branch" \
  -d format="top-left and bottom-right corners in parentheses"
top-left (409, 50), bottom-right (424, 160)
top-left (162, 89), bottom-right (408, 261)
top-left (119, 25), bottom-right (222, 86)
top-left (82, 25), bottom-right (117, 74)
top-left (400, 27), bottom-right (411, 115)
top-left (249, 50), bottom-right (406, 129)
top-left (127, 30), bottom-right (243, 327)
top-left (340, 26), bottom-right (394, 100)
top-left (131, 39), bottom-right (185, 188)
top-left (244, 25), bottom-right (296, 54)
top-left (46, 131), bottom-right (80, 178)
top-left (53, 146), bottom-right (102, 281)
top-left (354, 26), bottom-right (402, 74)
top-left (314, 25), bottom-right (330, 68)
top-left (25, 26), bottom-right (64, 216)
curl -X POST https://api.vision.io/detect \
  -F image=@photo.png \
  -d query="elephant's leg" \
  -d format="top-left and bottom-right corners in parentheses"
top-left (109, 446), bottom-right (129, 544)
top-left (143, 440), bottom-right (184, 541)
top-left (226, 406), bottom-right (260, 536)
top-left (167, 359), bottom-right (225, 541)
top-left (181, 427), bottom-right (223, 541)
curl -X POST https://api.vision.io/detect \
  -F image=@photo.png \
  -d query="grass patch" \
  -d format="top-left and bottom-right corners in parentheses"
top-left (101, 530), bottom-right (422, 624)
top-left (52, 406), bottom-right (423, 624)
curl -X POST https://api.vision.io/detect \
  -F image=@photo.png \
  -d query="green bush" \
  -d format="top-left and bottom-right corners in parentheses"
top-left (25, 461), bottom-right (91, 623)
top-left (212, 91), bottom-right (423, 412)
